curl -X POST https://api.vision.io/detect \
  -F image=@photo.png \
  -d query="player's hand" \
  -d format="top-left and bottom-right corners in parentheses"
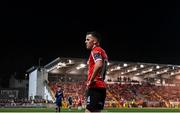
top-left (87, 80), bottom-right (96, 87)
top-left (87, 81), bottom-right (91, 86)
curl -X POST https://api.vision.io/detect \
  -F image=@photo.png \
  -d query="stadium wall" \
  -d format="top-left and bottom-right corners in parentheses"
top-left (28, 69), bottom-right (37, 99)
top-left (28, 67), bottom-right (53, 101)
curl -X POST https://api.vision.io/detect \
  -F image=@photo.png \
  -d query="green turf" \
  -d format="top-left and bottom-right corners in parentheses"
top-left (0, 108), bottom-right (180, 112)
top-left (103, 108), bottom-right (180, 112)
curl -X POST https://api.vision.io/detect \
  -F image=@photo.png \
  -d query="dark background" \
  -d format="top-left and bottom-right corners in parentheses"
top-left (0, 0), bottom-right (180, 87)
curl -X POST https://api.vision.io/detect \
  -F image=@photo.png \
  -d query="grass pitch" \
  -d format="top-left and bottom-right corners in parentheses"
top-left (0, 108), bottom-right (180, 112)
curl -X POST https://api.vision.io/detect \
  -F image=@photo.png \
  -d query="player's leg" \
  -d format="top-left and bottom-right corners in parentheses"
top-left (68, 103), bottom-right (72, 111)
top-left (58, 106), bottom-right (60, 112)
top-left (55, 102), bottom-right (61, 112)
top-left (85, 88), bottom-right (102, 113)
top-left (55, 102), bottom-right (57, 112)
top-left (55, 104), bottom-right (58, 112)
top-left (99, 88), bottom-right (106, 111)
top-left (85, 88), bottom-right (92, 113)
top-left (58, 101), bottom-right (62, 112)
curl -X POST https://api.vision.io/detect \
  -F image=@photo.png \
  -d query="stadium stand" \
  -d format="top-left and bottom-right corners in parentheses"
top-left (2, 57), bottom-right (180, 108)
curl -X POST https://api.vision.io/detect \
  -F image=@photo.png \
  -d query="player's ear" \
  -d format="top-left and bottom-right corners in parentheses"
top-left (93, 40), bottom-right (97, 44)
top-left (93, 38), bottom-right (99, 44)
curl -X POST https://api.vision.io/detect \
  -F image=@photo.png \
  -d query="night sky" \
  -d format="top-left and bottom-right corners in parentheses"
top-left (1, 0), bottom-right (180, 87)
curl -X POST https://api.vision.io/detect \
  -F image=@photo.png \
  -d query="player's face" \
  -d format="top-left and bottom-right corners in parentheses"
top-left (85, 34), bottom-right (96, 50)
top-left (57, 87), bottom-right (61, 91)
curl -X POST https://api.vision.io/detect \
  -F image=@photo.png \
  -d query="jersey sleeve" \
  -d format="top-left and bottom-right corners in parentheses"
top-left (91, 51), bottom-right (102, 63)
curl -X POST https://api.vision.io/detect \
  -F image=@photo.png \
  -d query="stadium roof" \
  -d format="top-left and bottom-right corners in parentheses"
top-left (42, 57), bottom-right (180, 81)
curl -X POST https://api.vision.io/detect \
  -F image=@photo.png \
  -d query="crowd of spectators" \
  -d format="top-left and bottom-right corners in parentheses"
top-left (1, 79), bottom-right (180, 108)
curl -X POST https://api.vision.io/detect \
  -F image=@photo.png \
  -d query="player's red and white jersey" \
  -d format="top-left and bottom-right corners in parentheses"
top-left (87, 46), bottom-right (108, 88)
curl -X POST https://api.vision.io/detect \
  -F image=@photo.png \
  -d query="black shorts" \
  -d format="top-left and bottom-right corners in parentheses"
top-left (86, 88), bottom-right (106, 111)
top-left (56, 101), bottom-right (62, 107)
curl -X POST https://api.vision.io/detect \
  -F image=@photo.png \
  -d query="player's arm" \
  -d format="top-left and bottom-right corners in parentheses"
top-left (55, 92), bottom-right (57, 98)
